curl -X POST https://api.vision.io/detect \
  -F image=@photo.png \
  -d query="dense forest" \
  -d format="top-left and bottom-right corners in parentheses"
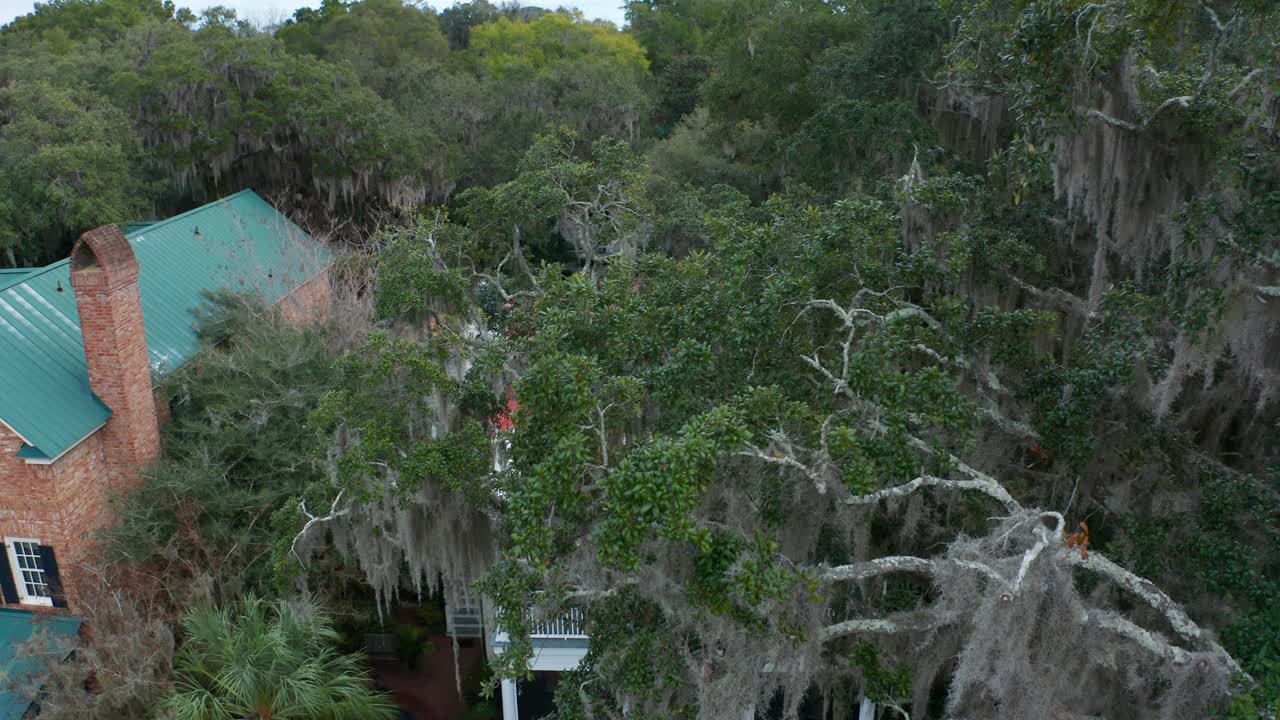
top-left (4, 0), bottom-right (1279, 718)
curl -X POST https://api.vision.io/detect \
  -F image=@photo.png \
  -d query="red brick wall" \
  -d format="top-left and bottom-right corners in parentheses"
top-left (0, 423), bottom-right (56, 548)
top-left (0, 422), bottom-right (112, 613)
top-left (277, 268), bottom-right (331, 325)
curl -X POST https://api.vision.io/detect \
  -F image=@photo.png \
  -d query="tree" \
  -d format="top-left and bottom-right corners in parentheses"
top-left (460, 126), bottom-right (654, 276)
top-left (103, 294), bottom-right (340, 603)
top-left (0, 79), bottom-right (148, 265)
top-left (439, 0), bottom-right (500, 50)
top-left (290, 174), bottom-right (1260, 717)
top-left (0, 0), bottom-right (181, 43)
top-left (163, 595), bottom-right (396, 720)
top-left (697, 0), bottom-right (865, 134)
top-left (277, 0), bottom-right (449, 97)
top-left (468, 11), bottom-right (648, 79)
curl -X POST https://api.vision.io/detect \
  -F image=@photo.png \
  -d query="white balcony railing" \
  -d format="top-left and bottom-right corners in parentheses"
top-left (529, 606), bottom-right (587, 639)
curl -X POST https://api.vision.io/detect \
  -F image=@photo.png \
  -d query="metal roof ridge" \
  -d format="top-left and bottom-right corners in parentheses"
top-left (123, 189), bottom-right (258, 241)
top-left (0, 259), bottom-right (68, 293)
top-left (0, 189), bottom-right (261, 293)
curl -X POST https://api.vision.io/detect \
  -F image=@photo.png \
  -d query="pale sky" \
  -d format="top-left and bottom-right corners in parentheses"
top-left (0, 0), bottom-right (629, 29)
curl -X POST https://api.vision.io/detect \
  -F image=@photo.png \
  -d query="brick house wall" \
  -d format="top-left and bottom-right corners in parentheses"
top-left (0, 422), bottom-right (111, 613)
top-left (278, 268), bottom-right (332, 325)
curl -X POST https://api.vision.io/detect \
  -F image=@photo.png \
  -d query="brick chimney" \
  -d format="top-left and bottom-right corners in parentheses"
top-left (70, 225), bottom-right (160, 484)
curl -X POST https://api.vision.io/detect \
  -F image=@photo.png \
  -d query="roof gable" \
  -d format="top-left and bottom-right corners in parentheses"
top-left (0, 190), bottom-right (330, 460)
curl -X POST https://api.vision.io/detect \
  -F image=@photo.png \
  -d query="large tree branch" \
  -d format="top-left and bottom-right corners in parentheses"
top-left (821, 555), bottom-right (1011, 591)
top-left (822, 609), bottom-right (956, 641)
top-left (1069, 550), bottom-right (1245, 677)
top-left (1010, 276), bottom-right (1090, 318)
top-left (842, 474), bottom-right (1020, 515)
top-left (1082, 609), bottom-right (1192, 665)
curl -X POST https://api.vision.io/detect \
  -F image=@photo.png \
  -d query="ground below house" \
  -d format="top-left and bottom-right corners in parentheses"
top-left (374, 633), bottom-right (487, 720)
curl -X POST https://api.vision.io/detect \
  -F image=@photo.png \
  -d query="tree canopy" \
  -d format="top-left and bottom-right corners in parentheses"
top-left (6, 0), bottom-right (1279, 718)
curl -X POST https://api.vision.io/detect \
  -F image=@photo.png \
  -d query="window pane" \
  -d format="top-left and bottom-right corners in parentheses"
top-left (8, 541), bottom-right (49, 599)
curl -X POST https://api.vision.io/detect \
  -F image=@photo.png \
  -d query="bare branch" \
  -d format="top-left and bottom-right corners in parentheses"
top-left (476, 272), bottom-right (538, 303)
top-left (1150, 94), bottom-right (1194, 121)
top-left (1010, 275), bottom-right (1090, 318)
top-left (1230, 68), bottom-right (1263, 98)
top-left (289, 490), bottom-right (350, 568)
top-left (1069, 550), bottom-right (1246, 678)
top-left (822, 610), bottom-right (955, 641)
top-left (821, 555), bottom-right (1010, 590)
top-left (1086, 108), bottom-right (1141, 132)
top-left (1083, 609), bottom-right (1193, 665)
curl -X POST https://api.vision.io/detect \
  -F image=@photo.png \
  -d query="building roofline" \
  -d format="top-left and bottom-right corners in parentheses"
top-left (0, 190), bottom-right (264, 294)
top-left (122, 189), bottom-right (259, 242)
top-left (18, 422), bottom-right (107, 465)
top-left (0, 415), bottom-right (35, 449)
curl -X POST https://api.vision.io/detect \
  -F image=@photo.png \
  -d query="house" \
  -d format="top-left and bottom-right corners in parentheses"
top-left (0, 189), bottom-right (330, 622)
top-left (490, 607), bottom-right (588, 720)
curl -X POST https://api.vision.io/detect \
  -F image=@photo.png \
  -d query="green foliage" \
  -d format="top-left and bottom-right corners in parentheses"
top-left (12, 0), bottom-right (1276, 714)
top-left (552, 593), bottom-right (684, 719)
top-left (394, 622), bottom-right (435, 667)
top-left (373, 215), bottom-right (471, 320)
top-left (439, 0), bottom-right (500, 51)
top-left (163, 595), bottom-right (397, 720)
top-left (1115, 461), bottom-right (1280, 712)
top-left (311, 328), bottom-right (493, 503)
top-left (103, 293), bottom-right (339, 600)
top-left (850, 643), bottom-right (911, 704)
top-left (595, 403), bottom-right (752, 569)
top-left (0, 78), bottom-right (149, 263)
top-left (279, 0), bottom-right (449, 95)
top-left (1027, 257), bottom-right (1231, 468)
top-left (698, 0), bottom-right (865, 133)
top-left (468, 11), bottom-right (648, 78)
top-left (462, 126), bottom-right (655, 271)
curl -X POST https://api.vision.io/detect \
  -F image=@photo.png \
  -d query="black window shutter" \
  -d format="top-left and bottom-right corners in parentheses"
top-left (37, 546), bottom-right (67, 609)
top-left (0, 544), bottom-right (17, 604)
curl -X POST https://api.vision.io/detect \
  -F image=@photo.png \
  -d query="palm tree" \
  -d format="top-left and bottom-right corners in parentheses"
top-left (162, 595), bottom-right (397, 720)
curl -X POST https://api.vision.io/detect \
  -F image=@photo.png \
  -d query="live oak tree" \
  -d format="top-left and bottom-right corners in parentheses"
top-left (289, 125), bottom-right (1274, 718)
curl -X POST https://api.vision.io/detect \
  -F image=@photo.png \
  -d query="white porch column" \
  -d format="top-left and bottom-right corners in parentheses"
top-left (858, 697), bottom-right (876, 720)
top-left (501, 677), bottom-right (519, 720)
top-left (742, 705), bottom-right (755, 720)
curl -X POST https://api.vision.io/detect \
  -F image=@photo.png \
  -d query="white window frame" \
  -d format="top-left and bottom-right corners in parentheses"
top-left (4, 537), bottom-right (53, 607)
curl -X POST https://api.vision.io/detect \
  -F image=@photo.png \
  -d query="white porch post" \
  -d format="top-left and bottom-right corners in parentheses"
top-left (858, 697), bottom-right (876, 720)
top-left (742, 705), bottom-right (755, 720)
top-left (501, 677), bottom-right (519, 720)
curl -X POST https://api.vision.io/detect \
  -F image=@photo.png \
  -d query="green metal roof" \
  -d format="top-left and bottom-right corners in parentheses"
top-left (0, 189), bottom-right (330, 460)
top-left (0, 269), bottom-right (33, 284)
top-left (121, 220), bottom-right (159, 235)
top-left (0, 608), bottom-right (81, 720)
